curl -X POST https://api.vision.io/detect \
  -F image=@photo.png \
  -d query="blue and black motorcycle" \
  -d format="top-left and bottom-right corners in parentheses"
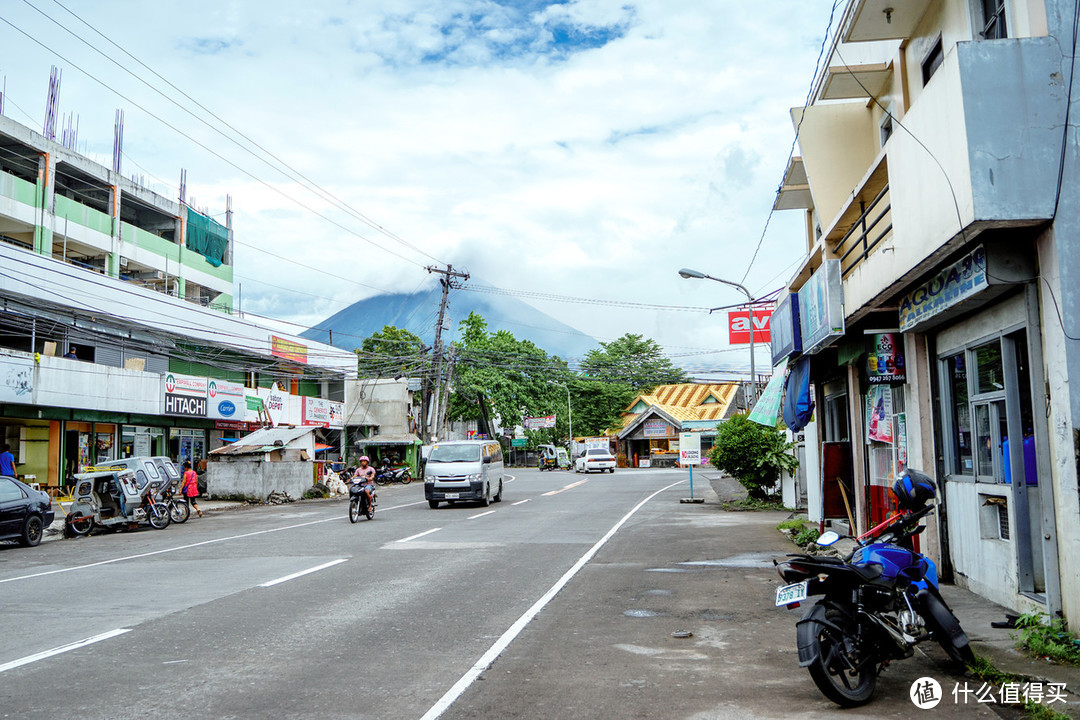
top-left (774, 469), bottom-right (974, 707)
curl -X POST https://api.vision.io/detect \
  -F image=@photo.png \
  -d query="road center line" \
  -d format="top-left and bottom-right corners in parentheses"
top-left (0, 499), bottom-right (426, 586)
top-left (467, 510), bottom-right (495, 520)
top-left (419, 478), bottom-right (686, 720)
top-left (259, 559), bottom-right (348, 588)
top-left (396, 528), bottom-right (442, 543)
top-left (511, 499), bottom-right (531, 506)
top-left (542, 479), bottom-right (588, 497)
top-left (0, 629), bottom-right (131, 674)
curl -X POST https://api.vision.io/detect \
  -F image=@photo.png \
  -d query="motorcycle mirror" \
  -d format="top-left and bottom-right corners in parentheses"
top-left (815, 530), bottom-right (841, 546)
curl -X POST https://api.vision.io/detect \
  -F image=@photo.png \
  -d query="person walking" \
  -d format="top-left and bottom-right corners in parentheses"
top-left (0, 444), bottom-right (16, 478)
top-left (181, 460), bottom-right (203, 518)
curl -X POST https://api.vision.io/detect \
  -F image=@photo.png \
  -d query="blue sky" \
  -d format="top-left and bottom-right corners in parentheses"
top-left (0, 0), bottom-right (837, 373)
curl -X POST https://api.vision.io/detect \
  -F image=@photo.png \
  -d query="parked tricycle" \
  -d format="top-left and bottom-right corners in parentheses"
top-left (65, 468), bottom-right (171, 536)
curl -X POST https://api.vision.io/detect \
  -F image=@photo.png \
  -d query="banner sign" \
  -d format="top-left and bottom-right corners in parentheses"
top-left (866, 333), bottom-right (906, 384)
top-left (270, 335), bottom-right (308, 364)
top-left (866, 385), bottom-right (894, 444)
top-left (798, 259), bottom-right (845, 355)
top-left (679, 431), bottom-right (702, 465)
top-left (265, 384), bottom-right (288, 427)
top-left (207, 379), bottom-right (246, 420)
top-left (728, 308), bottom-right (773, 344)
top-left (748, 367), bottom-right (786, 427)
top-left (524, 414), bottom-right (556, 429)
top-left (899, 245), bottom-right (987, 331)
top-left (643, 419), bottom-right (673, 438)
top-left (302, 396), bottom-right (332, 427)
top-left (163, 373), bottom-right (207, 418)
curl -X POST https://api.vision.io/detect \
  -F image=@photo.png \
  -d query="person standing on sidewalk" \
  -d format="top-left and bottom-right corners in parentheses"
top-left (0, 444), bottom-right (15, 478)
top-left (181, 460), bottom-right (203, 518)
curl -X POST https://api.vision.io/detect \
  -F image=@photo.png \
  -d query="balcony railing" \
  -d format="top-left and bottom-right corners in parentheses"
top-left (834, 183), bottom-right (891, 278)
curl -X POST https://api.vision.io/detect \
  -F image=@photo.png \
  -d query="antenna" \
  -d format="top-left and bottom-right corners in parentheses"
top-left (44, 66), bottom-right (61, 140)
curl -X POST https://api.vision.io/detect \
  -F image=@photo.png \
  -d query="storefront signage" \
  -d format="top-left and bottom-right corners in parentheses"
top-left (585, 437), bottom-right (609, 450)
top-left (271, 335), bottom-right (308, 364)
top-left (1, 354), bottom-right (33, 403)
top-left (265, 384), bottom-right (288, 427)
top-left (302, 396), bottom-right (343, 428)
top-left (163, 373), bottom-right (207, 418)
top-left (898, 246), bottom-right (987, 332)
top-left (643, 419), bottom-right (672, 438)
top-left (770, 293), bottom-right (802, 365)
top-left (728, 308), bottom-right (773, 344)
top-left (866, 385), bottom-right (894, 444)
top-left (524, 415), bottom-right (556, 429)
top-left (866, 333), bottom-right (906, 384)
top-left (798, 260), bottom-right (845, 355)
top-left (679, 431), bottom-right (702, 465)
top-left (207, 379), bottom-right (246, 420)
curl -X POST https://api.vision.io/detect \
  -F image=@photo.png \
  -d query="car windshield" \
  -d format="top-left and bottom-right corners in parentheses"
top-left (586, 449), bottom-right (611, 457)
top-left (428, 444), bottom-right (481, 463)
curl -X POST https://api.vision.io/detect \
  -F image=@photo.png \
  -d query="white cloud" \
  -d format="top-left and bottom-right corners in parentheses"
top-left (0, 0), bottom-right (835, 373)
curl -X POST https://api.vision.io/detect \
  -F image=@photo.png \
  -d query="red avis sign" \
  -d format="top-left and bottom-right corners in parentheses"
top-left (728, 309), bottom-right (773, 344)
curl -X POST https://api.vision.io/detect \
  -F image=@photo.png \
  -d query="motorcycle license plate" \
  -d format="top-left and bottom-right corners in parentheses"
top-left (444, 492), bottom-right (459, 499)
top-left (775, 581), bottom-right (809, 607)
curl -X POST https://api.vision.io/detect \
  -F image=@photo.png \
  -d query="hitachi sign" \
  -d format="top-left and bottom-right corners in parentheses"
top-left (165, 394), bottom-right (207, 417)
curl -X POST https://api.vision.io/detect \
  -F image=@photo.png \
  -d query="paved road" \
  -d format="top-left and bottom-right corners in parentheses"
top-left (0, 468), bottom-right (990, 719)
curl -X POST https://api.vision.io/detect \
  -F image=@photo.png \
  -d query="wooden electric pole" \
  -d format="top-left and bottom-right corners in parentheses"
top-left (424, 264), bottom-right (469, 442)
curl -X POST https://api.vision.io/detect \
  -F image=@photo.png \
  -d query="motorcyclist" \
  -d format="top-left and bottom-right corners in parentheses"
top-left (353, 456), bottom-right (377, 507)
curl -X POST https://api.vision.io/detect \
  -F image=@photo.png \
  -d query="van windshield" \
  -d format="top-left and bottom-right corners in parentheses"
top-left (429, 445), bottom-right (481, 463)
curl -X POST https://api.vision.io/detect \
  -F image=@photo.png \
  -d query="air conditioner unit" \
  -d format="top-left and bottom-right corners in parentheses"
top-left (119, 257), bottom-right (129, 267)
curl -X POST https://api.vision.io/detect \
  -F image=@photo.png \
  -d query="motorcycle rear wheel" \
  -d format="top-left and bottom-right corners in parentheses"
top-left (375, 475), bottom-right (391, 487)
top-left (365, 501), bottom-right (375, 520)
top-left (399, 471), bottom-right (412, 485)
top-left (349, 497), bottom-right (361, 523)
top-left (806, 607), bottom-right (877, 707)
top-left (148, 503), bottom-right (171, 529)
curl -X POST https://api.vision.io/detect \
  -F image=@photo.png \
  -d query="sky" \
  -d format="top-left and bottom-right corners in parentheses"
top-left (0, 0), bottom-right (839, 377)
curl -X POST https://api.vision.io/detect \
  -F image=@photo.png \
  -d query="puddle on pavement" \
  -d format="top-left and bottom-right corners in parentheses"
top-left (640, 589), bottom-right (672, 597)
top-left (624, 609), bottom-right (667, 618)
top-left (679, 552), bottom-right (776, 569)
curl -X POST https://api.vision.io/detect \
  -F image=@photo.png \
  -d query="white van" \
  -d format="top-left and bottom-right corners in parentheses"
top-left (424, 440), bottom-right (504, 509)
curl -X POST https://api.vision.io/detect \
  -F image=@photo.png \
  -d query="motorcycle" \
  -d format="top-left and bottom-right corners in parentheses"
top-left (348, 478), bottom-right (375, 522)
top-left (374, 463), bottom-right (412, 486)
top-left (774, 468), bottom-right (973, 707)
top-left (66, 468), bottom-right (171, 536)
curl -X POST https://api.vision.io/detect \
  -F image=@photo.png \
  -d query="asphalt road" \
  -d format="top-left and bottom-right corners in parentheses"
top-left (0, 468), bottom-right (992, 719)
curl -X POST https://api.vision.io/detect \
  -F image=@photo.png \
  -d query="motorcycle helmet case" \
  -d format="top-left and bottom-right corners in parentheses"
top-left (893, 469), bottom-right (935, 510)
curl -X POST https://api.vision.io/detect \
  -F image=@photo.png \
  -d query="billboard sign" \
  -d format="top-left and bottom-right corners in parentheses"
top-left (524, 414), bottom-right (556, 429)
top-left (163, 373), bottom-right (207, 418)
top-left (798, 259), bottom-right (845, 355)
top-left (728, 308), bottom-right (773, 344)
top-left (770, 293), bottom-right (802, 365)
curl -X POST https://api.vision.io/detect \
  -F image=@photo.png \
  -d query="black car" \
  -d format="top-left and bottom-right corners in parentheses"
top-left (0, 476), bottom-right (55, 547)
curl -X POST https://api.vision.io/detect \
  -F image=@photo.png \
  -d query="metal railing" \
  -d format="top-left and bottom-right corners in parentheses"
top-left (835, 183), bottom-right (892, 278)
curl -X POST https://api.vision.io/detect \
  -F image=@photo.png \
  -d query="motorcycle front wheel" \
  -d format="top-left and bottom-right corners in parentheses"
top-left (349, 497), bottom-right (361, 523)
top-left (170, 500), bottom-right (191, 524)
top-left (375, 475), bottom-right (391, 487)
top-left (148, 503), bottom-right (171, 529)
top-left (806, 607), bottom-right (877, 707)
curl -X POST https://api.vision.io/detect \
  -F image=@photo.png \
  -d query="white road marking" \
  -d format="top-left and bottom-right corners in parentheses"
top-left (396, 528), bottom-right (442, 543)
top-left (542, 479), bottom-right (588, 497)
top-left (511, 499), bottom-right (531, 506)
top-left (467, 510), bottom-right (495, 520)
top-left (0, 629), bottom-right (131, 674)
top-left (0, 499), bottom-right (426, 586)
top-left (419, 478), bottom-right (686, 720)
top-left (258, 559), bottom-right (348, 588)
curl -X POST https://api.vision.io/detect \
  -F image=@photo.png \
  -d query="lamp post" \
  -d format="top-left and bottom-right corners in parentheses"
top-left (678, 268), bottom-right (758, 405)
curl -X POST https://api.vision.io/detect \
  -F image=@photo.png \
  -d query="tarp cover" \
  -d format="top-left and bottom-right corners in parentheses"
top-left (185, 207), bottom-right (228, 267)
top-left (783, 356), bottom-right (815, 432)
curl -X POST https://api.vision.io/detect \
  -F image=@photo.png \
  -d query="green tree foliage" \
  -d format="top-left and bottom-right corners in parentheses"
top-left (449, 313), bottom-right (571, 442)
top-left (568, 377), bottom-right (636, 438)
top-left (708, 414), bottom-right (799, 501)
top-left (356, 325), bottom-right (424, 378)
top-left (581, 333), bottom-right (688, 391)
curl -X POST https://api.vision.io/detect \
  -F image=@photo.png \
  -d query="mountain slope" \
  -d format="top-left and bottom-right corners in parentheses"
top-left (301, 289), bottom-right (599, 360)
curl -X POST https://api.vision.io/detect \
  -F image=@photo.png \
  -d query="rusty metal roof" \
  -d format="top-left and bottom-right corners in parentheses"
top-left (210, 426), bottom-right (315, 456)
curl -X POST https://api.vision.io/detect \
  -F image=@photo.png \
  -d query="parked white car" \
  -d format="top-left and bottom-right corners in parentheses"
top-left (575, 448), bottom-right (616, 473)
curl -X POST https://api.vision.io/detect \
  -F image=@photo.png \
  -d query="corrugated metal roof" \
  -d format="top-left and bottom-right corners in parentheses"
top-left (210, 425), bottom-right (315, 456)
top-left (619, 383), bottom-right (740, 424)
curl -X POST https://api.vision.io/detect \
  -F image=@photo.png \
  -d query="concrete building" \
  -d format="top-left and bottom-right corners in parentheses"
top-left (0, 114), bottom-right (356, 492)
top-left (770, 0), bottom-right (1079, 625)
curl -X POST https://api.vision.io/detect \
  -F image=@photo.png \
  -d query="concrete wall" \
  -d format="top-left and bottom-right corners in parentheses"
top-left (32, 352), bottom-right (162, 415)
top-left (206, 457), bottom-right (314, 501)
top-left (344, 379), bottom-right (412, 431)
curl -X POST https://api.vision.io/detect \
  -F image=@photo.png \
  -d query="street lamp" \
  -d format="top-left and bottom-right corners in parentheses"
top-left (678, 268), bottom-right (758, 405)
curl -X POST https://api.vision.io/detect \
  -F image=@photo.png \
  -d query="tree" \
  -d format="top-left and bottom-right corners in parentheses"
top-left (708, 414), bottom-right (799, 501)
top-left (581, 334), bottom-right (688, 391)
top-left (356, 325), bottom-right (424, 378)
top-left (567, 377), bottom-right (635, 438)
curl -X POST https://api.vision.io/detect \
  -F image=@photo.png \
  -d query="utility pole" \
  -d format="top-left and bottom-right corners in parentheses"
top-left (424, 264), bottom-right (469, 442)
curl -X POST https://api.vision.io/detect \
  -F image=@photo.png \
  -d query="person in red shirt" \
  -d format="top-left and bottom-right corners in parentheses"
top-left (181, 460), bottom-right (203, 518)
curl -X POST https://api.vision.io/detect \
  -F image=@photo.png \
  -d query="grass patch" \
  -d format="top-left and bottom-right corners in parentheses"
top-left (1024, 701), bottom-right (1071, 720)
top-left (1014, 612), bottom-right (1080, 665)
top-left (967, 653), bottom-right (1025, 685)
top-left (722, 497), bottom-right (787, 512)
top-left (777, 518), bottom-right (807, 532)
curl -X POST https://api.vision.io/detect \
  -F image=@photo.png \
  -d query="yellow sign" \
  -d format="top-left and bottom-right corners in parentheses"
top-left (271, 336), bottom-right (308, 364)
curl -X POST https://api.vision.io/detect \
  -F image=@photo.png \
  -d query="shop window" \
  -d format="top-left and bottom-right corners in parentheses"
top-left (973, 341), bottom-right (1004, 394)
